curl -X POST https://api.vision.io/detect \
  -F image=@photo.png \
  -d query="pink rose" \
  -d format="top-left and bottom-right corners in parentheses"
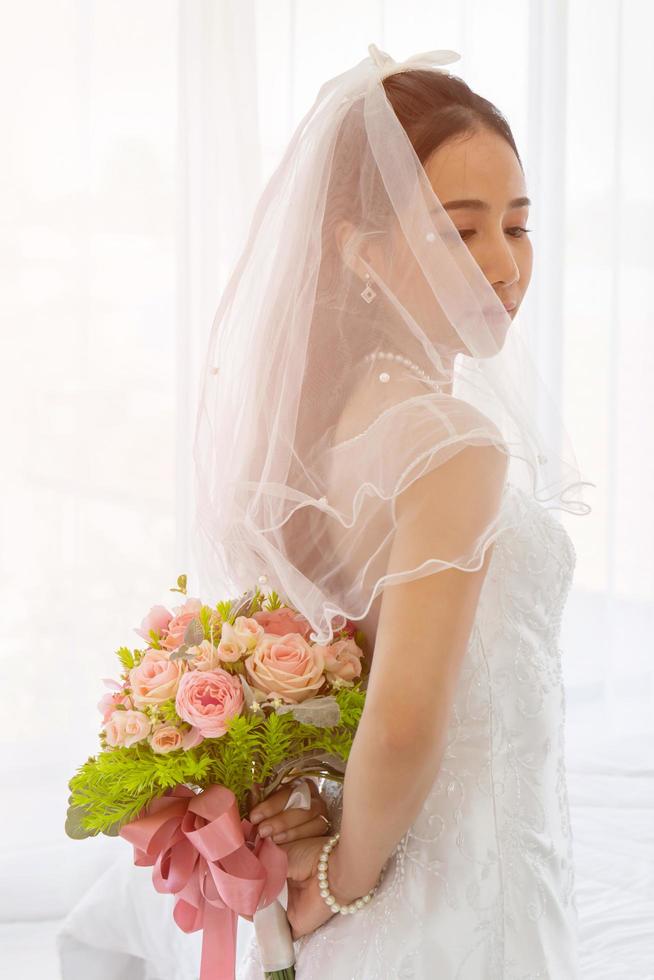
top-left (149, 724), bottom-right (183, 754)
top-left (321, 638), bottom-right (363, 684)
top-left (134, 604), bottom-right (173, 643)
top-left (161, 597), bottom-right (203, 651)
top-left (341, 618), bottom-right (358, 638)
top-left (244, 634), bottom-right (325, 704)
top-left (129, 650), bottom-right (183, 707)
top-left (175, 669), bottom-right (244, 737)
top-left (104, 709), bottom-right (151, 748)
top-left (252, 607), bottom-right (312, 639)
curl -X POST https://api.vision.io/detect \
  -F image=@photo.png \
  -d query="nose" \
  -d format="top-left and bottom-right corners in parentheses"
top-left (482, 232), bottom-right (520, 289)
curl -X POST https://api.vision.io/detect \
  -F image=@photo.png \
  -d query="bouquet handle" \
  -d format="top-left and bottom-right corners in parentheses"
top-left (253, 778), bottom-right (312, 976)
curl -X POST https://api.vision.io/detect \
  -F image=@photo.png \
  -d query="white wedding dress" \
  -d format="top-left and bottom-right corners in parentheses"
top-left (238, 481), bottom-right (581, 979)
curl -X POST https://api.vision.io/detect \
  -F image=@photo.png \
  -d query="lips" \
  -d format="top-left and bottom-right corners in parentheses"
top-left (483, 298), bottom-right (517, 315)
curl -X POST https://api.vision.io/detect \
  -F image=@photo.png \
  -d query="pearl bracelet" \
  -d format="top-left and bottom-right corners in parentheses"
top-left (317, 833), bottom-right (379, 915)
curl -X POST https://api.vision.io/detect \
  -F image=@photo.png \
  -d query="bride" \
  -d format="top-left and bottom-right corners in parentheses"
top-left (193, 42), bottom-right (593, 980)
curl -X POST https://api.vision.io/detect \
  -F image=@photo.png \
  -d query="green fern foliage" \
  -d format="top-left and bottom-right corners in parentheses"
top-left (69, 683), bottom-right (364, 836)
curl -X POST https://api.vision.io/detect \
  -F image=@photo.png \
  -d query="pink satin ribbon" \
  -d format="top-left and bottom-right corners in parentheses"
top-left (119, 784), bottom-right (288, 980)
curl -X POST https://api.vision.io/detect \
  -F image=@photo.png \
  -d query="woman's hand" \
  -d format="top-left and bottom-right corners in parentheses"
top-left (241, 780), bottom-right (331, 924)
top-left (279, 834), bottom-right (384, 940)
top-left (249, 778), bottom-right (331, 844)
top-left (278, 835), bottom-right (335, 940)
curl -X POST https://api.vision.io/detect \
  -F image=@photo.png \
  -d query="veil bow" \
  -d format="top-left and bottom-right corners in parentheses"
top-left (367, 42), bottom-right (461, 78)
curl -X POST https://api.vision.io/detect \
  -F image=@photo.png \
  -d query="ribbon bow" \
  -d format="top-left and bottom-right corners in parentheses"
top-left (367, 42), bottom-right (461, 80)
top-left (120, 784), bottom-right (288, 980)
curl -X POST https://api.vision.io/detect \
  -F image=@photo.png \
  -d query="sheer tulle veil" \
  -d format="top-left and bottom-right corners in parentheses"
top-left (191, 42), bottom-right (594, 645)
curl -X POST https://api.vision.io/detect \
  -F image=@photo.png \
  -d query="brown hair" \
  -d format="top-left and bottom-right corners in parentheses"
top-left (381, 67), bottom-right (522, 171)
top-left (317, 67), bottom-right (522, 307)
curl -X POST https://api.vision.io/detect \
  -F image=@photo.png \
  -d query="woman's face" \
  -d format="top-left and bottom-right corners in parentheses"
top-left (357, 125), bottom-right (533, 356)
top-left (422, 126), bottom-right (533, 322)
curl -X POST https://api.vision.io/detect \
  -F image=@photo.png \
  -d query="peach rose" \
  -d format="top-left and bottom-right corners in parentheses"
top-left (161, 597), bottom-right (203, 651)
top-left (149, 724), bottom-right (183, 754)
top-left (104, 709), bottom-right (151, 748)
top-left (129, 650), bottom-right (183, 707)
top-left (244, 633), bottom-right (325, 704)
top-left (252, 607), bottom-right (312, 638)
top-left (134, 604), bottom-right (173, 644)
top-left (175, 669), bottom-right (244, 737)
top-left (322, 638), bottom-right (363, 684)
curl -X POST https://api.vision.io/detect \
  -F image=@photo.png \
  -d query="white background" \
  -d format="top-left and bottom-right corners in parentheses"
top-left (1, 2), bottom-right (652, 977)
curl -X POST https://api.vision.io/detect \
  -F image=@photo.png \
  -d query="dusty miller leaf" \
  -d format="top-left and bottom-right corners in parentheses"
top-left (275, 696), bottom-right (341, 728)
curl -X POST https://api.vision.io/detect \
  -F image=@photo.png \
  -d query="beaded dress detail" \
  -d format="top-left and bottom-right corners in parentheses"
top-left (238, 482), bottom-right (580, 979)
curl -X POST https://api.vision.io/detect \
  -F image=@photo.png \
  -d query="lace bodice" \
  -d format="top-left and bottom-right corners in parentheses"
top-left (239, 483), bottom-right (581, 979)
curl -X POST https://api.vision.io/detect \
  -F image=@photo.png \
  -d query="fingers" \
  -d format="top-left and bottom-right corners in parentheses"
top-left (248, 778), bottom-right (331, 844)
top-left (250, 778), bottom-right (323, 821)
top-left (278, 836), bottom-right (326, 882)
top-left (267, 813), bottom-right (332, 844)
top-left (249, 783), bottom-right (295, 824)
top-left (258, 804), bottom-right (327, 841)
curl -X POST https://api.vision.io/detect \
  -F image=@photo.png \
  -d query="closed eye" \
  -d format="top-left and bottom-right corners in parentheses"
top-left (456, 226), bottom-right (532, 241)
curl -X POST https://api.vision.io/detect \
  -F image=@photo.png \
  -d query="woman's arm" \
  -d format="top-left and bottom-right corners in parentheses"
top-left (328, 441), bottom-right (508, 903)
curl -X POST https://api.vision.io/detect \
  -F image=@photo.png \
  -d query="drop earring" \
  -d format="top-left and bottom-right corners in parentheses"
top-left (360, 272), bottom-right (377, 303)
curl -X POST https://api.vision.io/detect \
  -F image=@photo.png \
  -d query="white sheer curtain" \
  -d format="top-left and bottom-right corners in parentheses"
top-left (0, 0), bottom-right (182, 928)
top-left (177, 0), bottom-right (654, 745)
top-left (1, 0), bottom-right (652, 949)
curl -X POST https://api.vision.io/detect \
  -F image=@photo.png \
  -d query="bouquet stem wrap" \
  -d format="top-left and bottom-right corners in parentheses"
top-left (119, 783), bottom-right (288, 980)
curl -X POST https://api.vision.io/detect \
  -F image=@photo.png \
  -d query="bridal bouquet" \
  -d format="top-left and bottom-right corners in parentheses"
top-left (66, 574), bottom-right (367, 980)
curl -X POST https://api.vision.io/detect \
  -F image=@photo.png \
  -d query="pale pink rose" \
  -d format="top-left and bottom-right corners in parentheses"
top-left (149, 724), bottom-right (183, 754)
top-left (182, 726), bottom-right (204, 749)
top-left (321, 638), bottom-right (363, 684)
top-left (98, 689), bottom-right (133, 723)
top-left (175, 669), bottom-right (244, 738)
top-left (214, 634), bottom-right (242, 663)
top-left (129, 650), bottom-right (184, 707)
top-left (134, 605), bottom-right (173, 643)
top-left (215, 618), bottom-right (261, 663)
top-left (190, 639), bottom-right (223, 671)
top-left (161, 597), bottom-right (203, 651)
top-left (230, 616), bottom-right (265, 651)
top-left (252, 607), bottom-right (312, 639)
top-left (104, 709), bottom-right (151, 748)
top-left (244, 634), bottom-right (325, 704)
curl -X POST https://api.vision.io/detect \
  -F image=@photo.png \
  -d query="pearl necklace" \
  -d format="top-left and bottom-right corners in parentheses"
top-left (363, 349), bottom-right (446, 392)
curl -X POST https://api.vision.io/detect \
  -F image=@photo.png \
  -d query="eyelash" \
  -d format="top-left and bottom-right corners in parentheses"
top-left (457, 226), bottom-right (532, 241)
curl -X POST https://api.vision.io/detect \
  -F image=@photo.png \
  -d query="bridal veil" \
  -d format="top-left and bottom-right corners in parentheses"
top-left (192, 43), bottom-right (593, 645)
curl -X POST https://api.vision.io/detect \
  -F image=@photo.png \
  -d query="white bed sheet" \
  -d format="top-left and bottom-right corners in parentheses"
top-left (567, 730), bottom-right (654, 980)
top-left (2, 732), bottom-right (648, 979)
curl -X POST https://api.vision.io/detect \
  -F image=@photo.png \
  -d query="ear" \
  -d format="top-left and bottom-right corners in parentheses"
top-left (333, 219), bottom-right (380, 281)
top-left (333, 218), bottom-right (357, 271)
